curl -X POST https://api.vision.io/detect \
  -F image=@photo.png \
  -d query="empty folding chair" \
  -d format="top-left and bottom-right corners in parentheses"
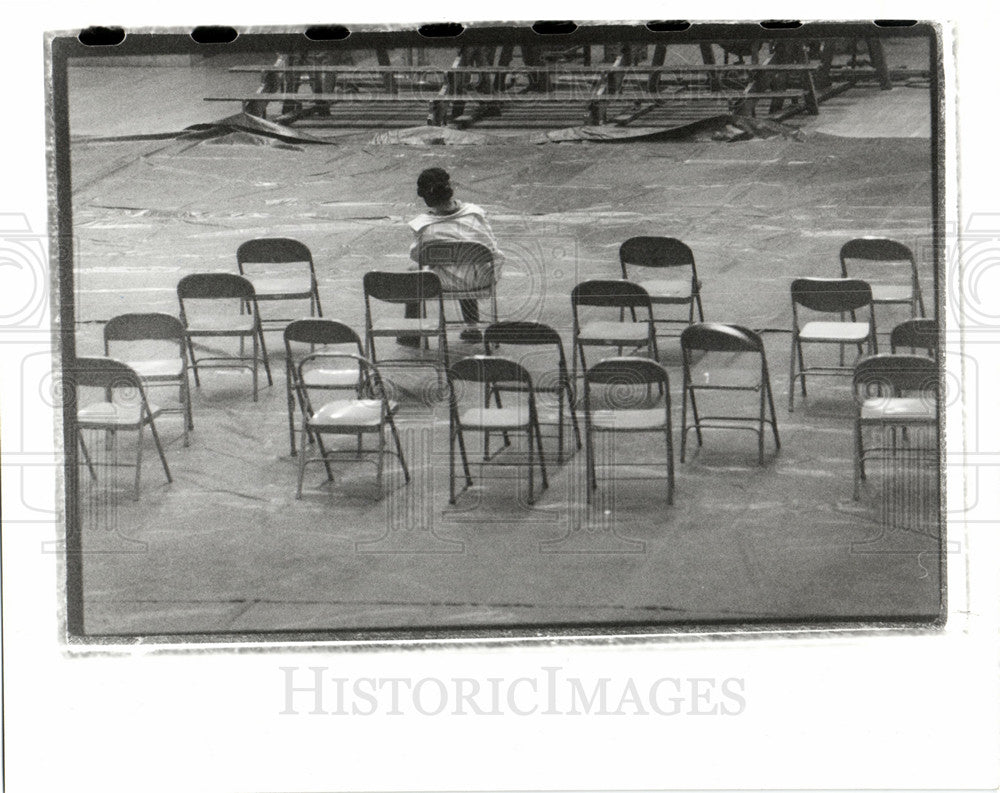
top-left (177, 273), bottom-right (273, 401)
top-left (363, 270), bottom-right (449, 387)
top-left (71, 356), bottom-right (172, 500)
top-left (484, 321), bottom-right (582, 463)
top-left (284, 319), bottom-right (365, 456)
top-left (104, 312), bottom-right (194, 447)
top-left (890, 318), bottom-right (938, 357)
top-left (571, 279), bottom-right (659, 388)
top-left (788, 277), bottom-right (877, 411)
top-left (294, 352), bottom-right (408, 497)
top-left (839, 237), bottom-right (925, 319)
top-left (237, 238), bottom-right (323, 331)
top-left (418, 240), bottom-right (498, 333)
top-left (447, 355), bottom-right (548, 505)
top-left (853, 354), bottom-right (938, 500)
top-left (680, 323), bottom-right (780, 465)
top-left (584, 357), bottom-right (674, 505)
top-left (619, 236), bottom-right (705, 339)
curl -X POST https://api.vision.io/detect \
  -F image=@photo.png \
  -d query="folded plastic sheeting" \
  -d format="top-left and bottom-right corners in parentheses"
top-left (179, 112), bottom-right (334, 146)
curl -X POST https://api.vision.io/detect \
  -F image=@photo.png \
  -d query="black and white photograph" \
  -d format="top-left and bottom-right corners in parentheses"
top-left (56, 21), bottom-right (943, 637)
top-left (1, 6), bottom-right (997, 793)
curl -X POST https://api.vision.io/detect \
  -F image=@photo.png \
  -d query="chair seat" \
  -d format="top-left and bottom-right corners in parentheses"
top-left (799, 321), bottom-right (871, 343)
top-left (861, 397), bottom-right (936, 421)
top-left (578, 321), bottom-right (651, 344)
top-left (79, 401), bottom-right (160, 428)
top-left (871, 284), bottom-right (913, 303)
top-left (458, 406), bottom-right (530, 430)
top-left (302, 366), bottom-right (360, 388)
top-left (247, 276), bottom-right (313, 298)
top-left (310, 399), bottom-right (397, 428)
top-left (127, 358), bottom-right (185, 379)
top-left (369, 317), bottom-right (442, 335)
top-left (590, 408), bottom-right (668, 430)
top-left (185, 315), bottom-right (257, 334)
top-left (639, 278), bottom-right (693, 302)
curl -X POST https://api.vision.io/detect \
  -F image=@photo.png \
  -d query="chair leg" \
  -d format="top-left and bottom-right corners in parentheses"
top-left (680, 387), bottom-right (689, 463)
top-left (376, 427), bottom-right (386, 490)
top-left (788, 336), bottom-right (798, 412)
top-left (449, 420), bottom-right (457, 505)
top-left (252, 333), bottom-right (259, 402)
top-left (315, 433), bottom-right (334, 482)
top-left (457, 422), bottom-right (473, 486)
top-left (259, 325), bottom-right (273, 385)
top-left (133, 423), bottom-right (144, 501)
top-left (665, 425), bottom-right (675, 506)
top-left (566, 383), bottom-right (582, 452)
top-left (853, 420), bottom-right (864, 500)
top-left (78, 431), bottom-right (98, 481)
top-left (765, 375), bottom-right (781, 450)
top-left (147, 415), bottom-right (172, 486)
top-left (286, 367), bottom-right (297, 456)
top-left (534, 414), bottom-right (548, 490)
top-left (182, 370), bottom-right (194, 438)
top-left (557, 389), bottom-right (565, 464)
top-left (526, 423), bottom-right (535, 505)
top-left (388, 417), bottom-right (410, 484)
top-left (296, 422), bottom-right (309, 499)
top-left (585, 425), bottom-right (597, 503)
top-left (758, 388), bottom-right (766, 465)
top-left (186, 337), bottom-right (201, 387)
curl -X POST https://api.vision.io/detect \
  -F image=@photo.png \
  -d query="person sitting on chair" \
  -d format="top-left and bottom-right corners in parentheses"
top-left (400, 167), bottom-right (503, 345)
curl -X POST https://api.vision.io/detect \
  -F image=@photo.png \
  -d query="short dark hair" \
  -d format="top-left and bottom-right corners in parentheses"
top-left (417, 167), bottom-right (453, 205)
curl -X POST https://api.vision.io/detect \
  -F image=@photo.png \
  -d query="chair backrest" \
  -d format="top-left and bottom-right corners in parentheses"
top-left (284, 318), bottom-right (362, 349)
top-left (69, 356), bottom-right (144, 391)
top-left (619, 236), bottom-right (696, 277)
top-left (790, 278), bottom-right (873, 314)
top-left (853, 354), bottom-right (938, 399)
top-left (418, 241), bottom-right (493, 270)
top-left (584, 356), bottom-right (669, 389)
top-left (177, 273), bottom-right (256, 301)
top-left (104, 313), bottom-right (185, 344)
top-left (363, 270), bottom-right (443, 304)
top-left (449, 355), bottom-right (532, 387)
top-left (237, 237), bottom-right (314, 267)
top-left (680, 323), bottom-right (763, 354)
top-left (840, 237), bottom-right (915, 268)
top-left (571, 279), bottom-right (653, 310)
top-left (484, 320), bottom-right (562, 350)
top-left (890, 318), bottom-right (938, 355)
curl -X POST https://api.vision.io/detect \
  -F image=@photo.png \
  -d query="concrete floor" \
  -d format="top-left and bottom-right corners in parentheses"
top-left (66, 46), bottom-right (941, 636)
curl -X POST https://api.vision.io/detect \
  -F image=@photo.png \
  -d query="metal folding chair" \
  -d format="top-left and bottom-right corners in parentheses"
top-left (839, 237), bottom-right (925, 320)
top-left (890, 318), bottom-right (938, 357)
top-left (177, 273), bottom-right (273, 401)
top-left (71, 356), bottom-right (172, 500)
top-left (237, 238), bottom-right (323, 331)
top-left (483, 320), bottom-right (582, 463)
top-left (619, 236), bottom-right (705, 338)
top-left (418, 240), bottom-right (498, 331)
top-left (680, 323), bottom-right (780, 465)
top-left (284, 319), bottom-right (365, 456)
top-left (571, 279), bottom-right (659, 388)
top-left (104, 312), bottom-right (194, 447)
top-left (583, 357), bottom-right (674, 505)
top-left (853, 354), bottom-right (938, 500)
top-left (788, 277), bottom-right (877, 411)
top-left (447, 355), bottom-right (548, 505)
top-left (363, 270), bottom-right (449, 388)
top-left (294, 352), bottom-right (408, 497)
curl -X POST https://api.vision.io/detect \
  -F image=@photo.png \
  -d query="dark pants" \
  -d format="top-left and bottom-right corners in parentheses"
top-left (398, 299), bottom-right (478, 344)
